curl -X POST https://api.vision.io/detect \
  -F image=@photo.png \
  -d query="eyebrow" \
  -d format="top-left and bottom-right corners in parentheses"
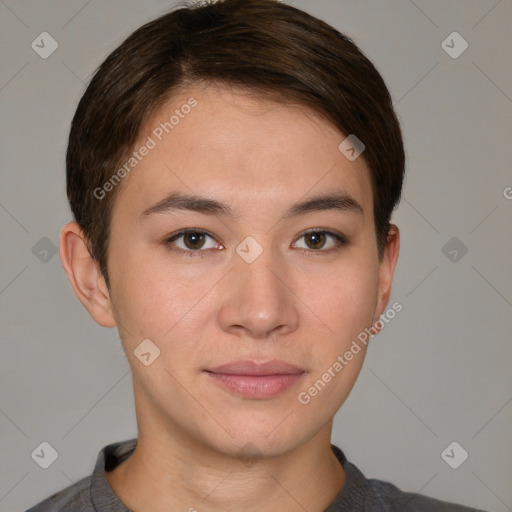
top-left (140, 190), bottom-right (364, 220)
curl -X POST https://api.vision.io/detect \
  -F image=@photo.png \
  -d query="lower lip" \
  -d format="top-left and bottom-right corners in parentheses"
top-left (205, 372), bottom-right (305, 399)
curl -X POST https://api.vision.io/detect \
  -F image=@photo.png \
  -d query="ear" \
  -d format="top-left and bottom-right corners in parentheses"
top-left (59, 221), bottom-right (117, 328)
top-left (370, 224), bottom-right (400, 335)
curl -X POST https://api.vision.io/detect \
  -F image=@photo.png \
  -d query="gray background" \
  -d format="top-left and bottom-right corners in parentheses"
top-left (1, 1), bottom-right (511, 511)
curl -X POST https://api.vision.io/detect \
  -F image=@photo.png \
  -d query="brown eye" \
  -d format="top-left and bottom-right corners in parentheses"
top-left (304, 231), bottom-right (327, 249)
top-left (183, 232), bottom-right (206, 249)
top-left (292, 230), bottom-right (348, 253)
top-left (166, 230), bottom-right (220, 255)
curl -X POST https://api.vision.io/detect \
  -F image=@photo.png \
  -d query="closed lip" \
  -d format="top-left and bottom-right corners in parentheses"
top-left (205, 360), bottom-right (305, 376)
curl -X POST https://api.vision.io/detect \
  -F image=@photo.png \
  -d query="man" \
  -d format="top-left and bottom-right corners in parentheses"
top-left (27, 0), bottom-right (486, 510)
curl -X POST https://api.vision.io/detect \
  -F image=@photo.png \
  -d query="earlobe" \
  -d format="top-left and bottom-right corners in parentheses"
top-left (371, 224), bottom-right (400, 335)
top-left (59, 221), bottom-right (117, 328)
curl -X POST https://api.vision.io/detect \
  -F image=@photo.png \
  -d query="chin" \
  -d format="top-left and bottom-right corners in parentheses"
top-left (203, 419), bottom-right (309, 461)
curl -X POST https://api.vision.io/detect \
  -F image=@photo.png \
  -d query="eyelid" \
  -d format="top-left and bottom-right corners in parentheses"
top-left (293, 227), bottom-right (348, 245)
top-left (166, 228), bottom-right (222, 252)
top-left (167, 228), bottom-right (219, 241)
top-left (291, 228), bottom-right (348, 253)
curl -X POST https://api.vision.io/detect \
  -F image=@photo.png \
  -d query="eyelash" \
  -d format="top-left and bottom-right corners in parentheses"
top-left (165, 229), bottom-right (348, 259)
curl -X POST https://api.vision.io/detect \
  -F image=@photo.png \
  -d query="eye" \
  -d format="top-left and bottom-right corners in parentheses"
top-left (165, 228), bottom-right (348, 258)
top-left (165, 229), bottom-right (222, 257)
top-left (292, 229), bottom-right (348, 253)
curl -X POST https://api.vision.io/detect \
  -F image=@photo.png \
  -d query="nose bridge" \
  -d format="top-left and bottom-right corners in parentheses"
top-left (238, 237), bottom-right (283, 294)
top-left (218, 234), bottom-right (299, 338)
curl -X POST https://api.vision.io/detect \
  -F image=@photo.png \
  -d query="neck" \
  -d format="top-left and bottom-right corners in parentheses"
top-left (106, 426), bottom-right (345, 512)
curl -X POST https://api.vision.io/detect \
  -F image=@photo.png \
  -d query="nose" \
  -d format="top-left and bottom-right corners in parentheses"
top-left (217, 242), bottom-right (300, 341)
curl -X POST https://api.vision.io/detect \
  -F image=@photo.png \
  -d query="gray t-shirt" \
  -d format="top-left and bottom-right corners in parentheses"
top-left (26, 438), bottom-right (487, 511)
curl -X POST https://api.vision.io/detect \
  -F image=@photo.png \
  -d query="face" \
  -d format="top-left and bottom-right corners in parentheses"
top-left (86, 83), bottom-right (398, 458)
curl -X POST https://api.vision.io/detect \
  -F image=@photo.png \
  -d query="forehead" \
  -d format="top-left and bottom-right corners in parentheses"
top-left (112, 83), bottom-right (373, 221)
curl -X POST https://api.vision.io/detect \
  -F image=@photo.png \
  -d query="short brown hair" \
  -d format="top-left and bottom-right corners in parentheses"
top-left (66, 0), bottom-right (405, 289)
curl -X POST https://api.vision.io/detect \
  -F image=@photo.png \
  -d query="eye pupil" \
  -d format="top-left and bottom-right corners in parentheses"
top-left (306, 232), bottom-right (326, 249)
top-left (184, 232), bottom-right (205, 249)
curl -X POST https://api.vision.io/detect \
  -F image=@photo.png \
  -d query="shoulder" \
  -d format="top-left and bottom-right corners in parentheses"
top-left (25, 438), bottom-right (136, 512)
top-left (328, 445), bottom-right (488, 512)
top-left (365, 473), bottom-right (488, 511)
top-left (25, 475), bottom-right (93, 512)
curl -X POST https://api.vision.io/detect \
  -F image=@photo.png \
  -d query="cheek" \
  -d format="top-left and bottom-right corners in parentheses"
top-left (110, 233), bottom-right (379, 357)
top-left (294, 264), bottom-right (378, 415)
top-left (109, 248), bottom-right (196, 342)
top-left (299, 259), bottom-right (379, 342)
top-left (336, 270), bottom-right (377, 327)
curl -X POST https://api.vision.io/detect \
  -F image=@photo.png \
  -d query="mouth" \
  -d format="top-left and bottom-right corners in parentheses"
top-left (203, 360), bottom-right (306, 399)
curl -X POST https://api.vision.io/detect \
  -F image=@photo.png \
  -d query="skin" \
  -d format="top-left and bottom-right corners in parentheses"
top-left (59, 82), bottom-right (400, 512)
